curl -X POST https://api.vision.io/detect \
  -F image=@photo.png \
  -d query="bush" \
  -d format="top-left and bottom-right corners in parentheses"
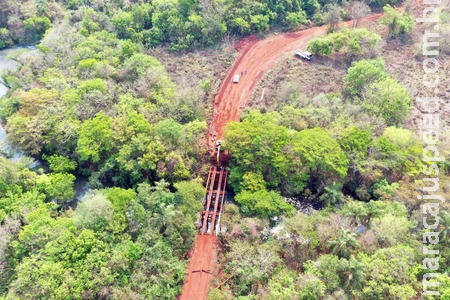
top-left (77, 78), bottom-right (107, 94)
top-left (344, 58), bottom-right (387, 96)
top-left (0, 28), bottom-right (13, 49)
top-left (361, 78), bottom-right (412, 126)
top-left (23, 16), bottom-right (52, 40)
top-left (235, 189), bottom-right (295, 219)
top-left (381, 5), bottom-right (415, 39)
top-left (286, 11), bottom-right (309, 29)
top-left (307, 28), bottom-right (381, 60)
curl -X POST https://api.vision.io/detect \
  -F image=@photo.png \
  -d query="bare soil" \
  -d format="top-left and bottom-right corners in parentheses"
top-left (180, 3), bottom-right (442, 300)
top-left (206, 12), bottom-right (386, 153)
top-left (179, 235), bottom-right (218, 300)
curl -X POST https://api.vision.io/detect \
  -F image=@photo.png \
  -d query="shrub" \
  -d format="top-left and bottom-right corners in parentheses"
top-left (307, 28), bottom-right (381, 60)
top-left (77, 78), bottom-right (107, 94)
top-left (344, 58), bottom-right (387, 96)
top-left (361, 78), bottom-right (412, 126)
top-left (381, 5), bottom-right (415, 39)
top-left (23, 16), bottom-right (52, 40)
top-left (0, 28), bottom-right (13, 49)
top-left (286, 11), bottom-right (309, 29)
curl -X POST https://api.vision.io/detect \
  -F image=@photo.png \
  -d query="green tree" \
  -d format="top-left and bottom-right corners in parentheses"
top-left (343, 256), bottom-right (365, 294)
top-left (0, 28), bottom-right (13, 49)
top-left (293, 128), bottom-right (349, 185)
top-left (7, 256), bottom-right (72, 299)
top-left (323, 4), bottom-right (342, 32)
top-left (381, 5), bottom-right (415, 38)
top-left (307, 28), bottom-right (381, 60)
top-left (328, 229), bottom-right (360, 259)
top-left (371, 213), bottom-right (413, 247)
top-left (344, 58), bottom-right (387, 97)
top-left (280, 213), bottom-right (320, 265)
top-left (438, 210), bottom-right (450, 246)
top-left (305, 254), bottom-right (347, 291)
top-left (320, 182), bottom-right (344, 206)
top-left (267, 269), bottom-right (298, 299)
top-left (286, 11), bottom-right (309, 29)
top-left (240, 172), bottom-right (267, 193)
top-left (174, 180), bottom-right (204, 218)
top-left (362, 78), bottom-right (412, 126)
top-left (5, 115), bottom-right (44, 155)
top-left (374, 127), bottom-right (422, 176)
top-left (359, 246), bottom-right (419, 299)
top-left (43, 154), bottom-right (77, 173)
top-left (74, 191), bottom-right (114, 231)
top-left (235, 189), bottom-right (294, 219)
top-left (307, 36), bottom-right (333, 56)
top-left (224, 111), bottom-right (306, 194)
top-left (299, 276), bottom-right (326, 300)
top-left (226, 241), bottom-right (281, 294)
top-left (46, 173), bottom-right (76, 203)
top-left (23, 16), bottom-right (51, 40)
top-left (76, 112), bottom-right (114, 164)
top-left (370, 178), bottom-right (399, 199)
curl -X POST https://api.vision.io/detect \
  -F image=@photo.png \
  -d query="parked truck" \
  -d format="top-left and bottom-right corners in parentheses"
top-left (294, 49), bottom-right (312, 61)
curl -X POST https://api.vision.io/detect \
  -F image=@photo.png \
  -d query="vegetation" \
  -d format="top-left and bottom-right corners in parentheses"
top-left (381, 4), bottom-right (415, 39)
top-left (215, 7), bottom-right (450, 298)
top-left (307, 28), bottom-right (381, 60)
top-left (0, 156), bottom-right (204, 298)
top-left (1, 1), bottom-right (449, 299)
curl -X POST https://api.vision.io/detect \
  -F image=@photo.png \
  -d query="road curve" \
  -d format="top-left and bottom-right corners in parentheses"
top-left (207, 12), bottom-right (386, 152)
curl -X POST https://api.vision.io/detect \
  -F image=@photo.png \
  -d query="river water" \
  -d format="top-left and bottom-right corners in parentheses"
top-left (0, 48), bottom-right (23, 160)
top-left (0, 48), bottom-right (90, 202)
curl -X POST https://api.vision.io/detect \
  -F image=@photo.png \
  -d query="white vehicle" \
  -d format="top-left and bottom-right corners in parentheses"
top-left (233, 74), bottom-right (240, 83)
top-left (294, 49), bottom-right (312, 61)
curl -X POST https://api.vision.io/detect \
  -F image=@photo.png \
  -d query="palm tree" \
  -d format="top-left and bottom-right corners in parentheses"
top-left (439, 211), bottom-right (450, 246)
top-left (343, 256), bottom-right (365, 294)
top-left (320, 182), bottom-right (344, 207)
top-left (328, 229), bottom-right (360, 259)
top-left (365, 201), bottom-right (383, 226)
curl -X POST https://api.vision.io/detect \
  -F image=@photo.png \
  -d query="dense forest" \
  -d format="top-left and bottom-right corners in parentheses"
top-left (0, 0), bottom-right (450, 299)
top-left (0, 0), bottom-right (405, 50)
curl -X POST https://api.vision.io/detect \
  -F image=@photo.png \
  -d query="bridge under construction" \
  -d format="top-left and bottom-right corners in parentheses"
top-left (197, 166), bottom-right (228, 235)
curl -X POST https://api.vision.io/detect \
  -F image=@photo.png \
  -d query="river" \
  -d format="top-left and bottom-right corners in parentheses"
top-left (0, 48), bottom-right (23, 160)
top-left (0, 47), bottom-right (90, 202)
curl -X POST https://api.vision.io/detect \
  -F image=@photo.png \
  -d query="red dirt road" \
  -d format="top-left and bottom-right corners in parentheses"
top-left (179, 235), bottom-right (218, 300)
top-left (207, 12), bottom-right (385, 152)
top-left (181, 6), bottom-right (409, 299)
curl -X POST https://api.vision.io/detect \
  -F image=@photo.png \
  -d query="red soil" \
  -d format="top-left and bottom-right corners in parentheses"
top-left (207, 13), bottom-right (387, 152)
top-left (182, 6), bottom-right (411, 299)
top-left (179, 235), bottom-right (218, 300)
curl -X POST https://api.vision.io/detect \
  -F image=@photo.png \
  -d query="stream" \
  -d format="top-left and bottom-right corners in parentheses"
top-left (0, 47), bottom-right (89, 202)
top-left (0, 48), bottom-right (23, 160)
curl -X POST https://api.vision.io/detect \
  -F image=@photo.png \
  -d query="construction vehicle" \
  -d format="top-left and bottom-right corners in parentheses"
top-left (294, 49), bottom-right (312, 61)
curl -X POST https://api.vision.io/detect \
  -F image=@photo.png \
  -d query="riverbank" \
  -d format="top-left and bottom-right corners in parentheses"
top-left (0, 48), bottom-right (23, 159)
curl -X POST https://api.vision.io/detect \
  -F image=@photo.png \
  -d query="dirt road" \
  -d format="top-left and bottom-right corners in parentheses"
top-left (179, 235), bottom-right (218, 300)
top-left (207, 12), bottom-right (386, 152)
top-left (181, 7), bottom-right (402, 300)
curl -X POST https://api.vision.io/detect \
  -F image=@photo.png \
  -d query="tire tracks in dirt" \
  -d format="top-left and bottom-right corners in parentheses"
top-left (207, 12), bottom-right (387, 152)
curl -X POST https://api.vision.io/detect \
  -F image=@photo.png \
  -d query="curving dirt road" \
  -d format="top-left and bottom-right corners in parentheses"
top-left (207, 12), bottom-right (386, 152)
top-left (182, 6), bottom-right (412, 299)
